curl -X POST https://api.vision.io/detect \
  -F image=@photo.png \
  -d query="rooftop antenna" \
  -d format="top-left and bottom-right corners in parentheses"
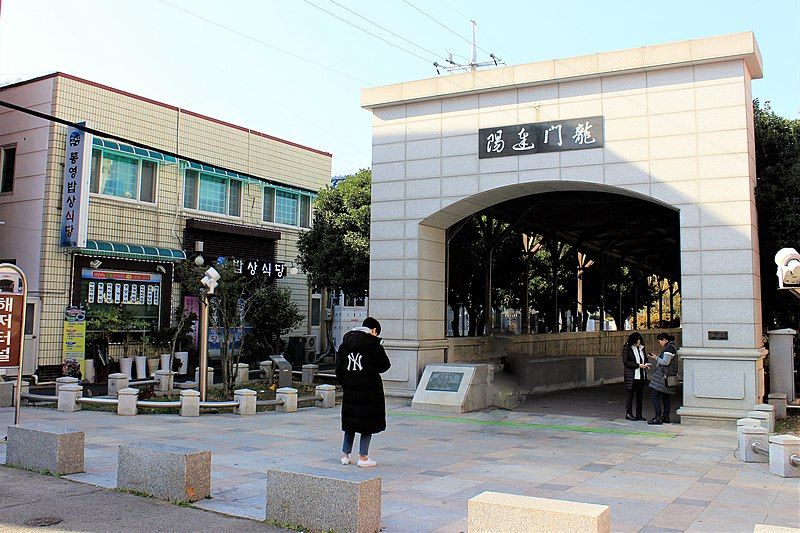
top-left (434, 20), bottom-right (504, 75)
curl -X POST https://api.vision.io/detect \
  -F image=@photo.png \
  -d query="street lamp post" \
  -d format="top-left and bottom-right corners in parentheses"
top-left (197, 263), bottom-right (220, 402)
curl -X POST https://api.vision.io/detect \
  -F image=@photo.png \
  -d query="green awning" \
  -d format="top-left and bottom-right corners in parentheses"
top-left (92, 138), bottom-right (177, 163)
top-left (181, 160), bottom-right (262, 185)
top-left (81, 240), bottom-right (186, 261)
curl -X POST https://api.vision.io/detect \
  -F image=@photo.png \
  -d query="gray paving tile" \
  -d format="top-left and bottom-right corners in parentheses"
top-left (419, 470), bottom-right (451, 477)
top-left (536, 483), bottom-right (573, 491)
top-left (673, 497), bottom-right (712, 507)
top-left (578, 462), bottom-right (613, 472)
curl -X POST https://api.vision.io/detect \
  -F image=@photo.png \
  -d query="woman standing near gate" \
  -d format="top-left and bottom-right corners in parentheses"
top-left (648, 332), bottom-right (678, 425)
top-left (621, 332), bottom-right (649, 421)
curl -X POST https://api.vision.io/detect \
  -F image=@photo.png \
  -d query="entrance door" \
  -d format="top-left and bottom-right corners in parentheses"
top-left (23, 298), bottom-right (39, 375)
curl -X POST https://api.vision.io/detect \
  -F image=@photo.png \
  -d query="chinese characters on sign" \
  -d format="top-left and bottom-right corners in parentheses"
top-left (478, 116), bottom-right (604, 159)
top-left (60, 125), bottom-right (93, 247)
top-left (231, 259), bottom-right (287, 279)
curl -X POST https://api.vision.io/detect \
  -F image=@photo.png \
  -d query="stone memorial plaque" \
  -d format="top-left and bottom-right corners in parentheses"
top-left (425, 371), bottom-right (463, 392)
top-left (412, 364), bottom-right (488, 413)
top-left (708, 330), bottom-right (729, 340)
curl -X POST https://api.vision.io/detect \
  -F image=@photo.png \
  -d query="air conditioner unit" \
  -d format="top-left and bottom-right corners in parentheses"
top-left (286, 334), bottom-right (318, 365)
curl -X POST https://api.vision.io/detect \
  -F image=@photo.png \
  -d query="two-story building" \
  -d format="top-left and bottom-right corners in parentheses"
top-left (0, 73), bottom-right (331, 379)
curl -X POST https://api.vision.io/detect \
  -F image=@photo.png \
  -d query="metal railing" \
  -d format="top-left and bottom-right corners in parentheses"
top-left (77, 397), bottom-right (118, 406)
top-left (129, 379), bottom-right (157, 386)
top-left (751, 441), bottom-right (769, 456)
top-left (791, 454), bottom-right (800, 468)
top-left (199, 400), bottom-right (238, 409)
top-left (20, 393), bottom-right (57, 403)
top-left (255, 398), bottom-right (285, 407)
top-left (138, 400), bottom-right (181, 408)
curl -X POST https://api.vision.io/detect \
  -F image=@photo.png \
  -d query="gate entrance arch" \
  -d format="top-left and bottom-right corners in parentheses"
top-left (362, 32), bottom-right (765, 426)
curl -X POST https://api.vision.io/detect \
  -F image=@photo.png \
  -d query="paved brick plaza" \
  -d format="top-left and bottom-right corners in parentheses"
top-left (2, 401), bottom-right (798, 532)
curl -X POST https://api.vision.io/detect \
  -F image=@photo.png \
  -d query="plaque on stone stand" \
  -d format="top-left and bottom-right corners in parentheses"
top-left (411, 364), bottom-right (488, 413)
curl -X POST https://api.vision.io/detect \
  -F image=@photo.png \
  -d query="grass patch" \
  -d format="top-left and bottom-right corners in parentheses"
top-left (115, 487), bottom-right (193, 507)
top-left (776, 412), bottom-right (800, 436)
top-left (3, 462), bottom-right (61, 477)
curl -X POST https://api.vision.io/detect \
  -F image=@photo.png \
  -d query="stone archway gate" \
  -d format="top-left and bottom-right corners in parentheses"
top-left (362, 32), bottom-right (764, 426)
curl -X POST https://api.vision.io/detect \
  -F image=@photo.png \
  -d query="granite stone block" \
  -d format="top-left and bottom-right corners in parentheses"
top-left (0, 380), bottom-right (14, 407)
top-left (267, 466), bottom-right (381, 533)
top-left (768, 434), bottom-right (800, 478)
top-left (737, 425), bottom-right (768, 463)
top-left (107, 373), bottom-right (129, 397)
top-left (316, 384), bottom-right (336, 408)
top-left (117, 387), bottom-right (139, 416)
top-left (234, 388), bottom-right (256, 415)
top-left (468, 491), bottom-right (611, 533)
top-left (57, 383), bottom-right (83, 412)
top-left (276, 387), bottom-right (298, 413)
top-left (117, 441), bottom-right (211, 502)
top-left (180, 389), bottom-right (200, 417)
top-left (6, 423), bottom-right (85, 475)
top-left (768, 393), bottom-right (788, 419)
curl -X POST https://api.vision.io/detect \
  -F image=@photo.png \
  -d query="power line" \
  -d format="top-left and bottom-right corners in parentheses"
top-left (302, 0), bottom-right (434, 65)
top-left (399, 0), bottom-right (492, 57)
top-left (155, 0), bottom-right (372, 85)
top-left (326, 0), bottom-right (449, 63)
top-left (327, 0), bottom-right (449, 63)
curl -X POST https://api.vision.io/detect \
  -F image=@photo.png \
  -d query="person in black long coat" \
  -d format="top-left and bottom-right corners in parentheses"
top-left (621, 331), bottom-right (649, 421)
top-left (335, 317), bottom-right (391, 467)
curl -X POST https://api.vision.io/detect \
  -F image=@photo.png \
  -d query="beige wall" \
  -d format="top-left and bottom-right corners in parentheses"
top-left (25, 74), bottom-right (331, 366)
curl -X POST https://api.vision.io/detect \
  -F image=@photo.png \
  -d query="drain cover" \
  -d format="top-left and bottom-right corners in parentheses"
top-left (24, 517), bottom-right (63, 527)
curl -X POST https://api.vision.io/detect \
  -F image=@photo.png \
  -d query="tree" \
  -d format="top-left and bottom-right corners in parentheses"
top-left (176, 259), bottom-right (287, 396)
top-left (297, 168), bottom-right (371, 296)
top-left (241, 284), bottom-right (304, 363)
top-left (754, 99), bottom-right (800, 329)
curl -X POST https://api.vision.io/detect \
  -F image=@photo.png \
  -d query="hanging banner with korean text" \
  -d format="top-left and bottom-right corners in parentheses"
top-left (478, 116), bottom-right (604, 159)
top-left (60, 125), bottom-right (93, 248)
top-left (0, 268), bottom-right (25, 368)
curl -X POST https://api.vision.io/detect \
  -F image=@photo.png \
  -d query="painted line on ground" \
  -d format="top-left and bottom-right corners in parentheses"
top-left (389, 411), bottom-right (676, 438)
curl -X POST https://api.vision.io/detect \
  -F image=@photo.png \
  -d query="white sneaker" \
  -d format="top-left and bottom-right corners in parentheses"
top-left (340, 454), bottom-right (350, 465)
top-left (357, 458), bottom-right (377, 467)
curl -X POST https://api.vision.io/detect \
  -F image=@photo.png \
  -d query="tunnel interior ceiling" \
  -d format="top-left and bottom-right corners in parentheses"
top-left (461, 191), bottom-right (681, 279)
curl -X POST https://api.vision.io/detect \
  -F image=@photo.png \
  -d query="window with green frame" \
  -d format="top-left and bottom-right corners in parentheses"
top-left (263, 186), bottom-right (312, 227)
top-left (183, 170), bottom-right (242, 217)
top-left (90, 148), bottom-right (157, 202)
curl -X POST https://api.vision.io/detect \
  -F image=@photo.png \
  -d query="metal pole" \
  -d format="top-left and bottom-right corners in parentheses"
top-left (199, 292), bottom-right (209, 402)
top-left (14, 268), bottom-right (27, 426)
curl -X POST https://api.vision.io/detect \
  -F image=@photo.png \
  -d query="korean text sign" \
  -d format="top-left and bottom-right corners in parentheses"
top-left (60, 125), bottom-right (93, 248)
top-left (479, 116), bottom-right (604, 159)
top-left (0, 285), bottom-right (24, 368)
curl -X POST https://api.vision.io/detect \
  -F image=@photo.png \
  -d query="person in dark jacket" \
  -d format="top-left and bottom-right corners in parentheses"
top-left (647, 332), bottom-right (678, 425)
top-left (621, 331), bottom-right (649, 421)
top-left (335, 317), bottom-right (391, 467)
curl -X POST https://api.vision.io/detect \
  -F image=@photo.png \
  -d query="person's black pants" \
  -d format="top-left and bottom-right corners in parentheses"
top-left (651, 389), bottom-right (671, 419)
top-left (626, 380), bottom-right (645, 417)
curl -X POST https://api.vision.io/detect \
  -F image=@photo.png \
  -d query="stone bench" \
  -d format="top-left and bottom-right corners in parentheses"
top-left (6, 423), bottom-right (84, 475)
top-left (117, 442), bottom-right (211, 502)
top-left (267, 466), bottom-right (381, 533)
top-left (468, 491), bottom-right (611, 533)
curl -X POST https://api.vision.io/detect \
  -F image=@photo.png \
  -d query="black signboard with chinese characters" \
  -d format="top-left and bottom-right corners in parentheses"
top-left (425, 371), bottom-right (464, 392)
top-left (478, 116), bottom-right (604, 159)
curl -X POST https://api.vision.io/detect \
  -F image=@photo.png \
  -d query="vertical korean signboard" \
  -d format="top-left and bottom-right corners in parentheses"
top-left (0, 264), bottom-right (28, 425)
top-left (60, 125), bottom-right (92, 248)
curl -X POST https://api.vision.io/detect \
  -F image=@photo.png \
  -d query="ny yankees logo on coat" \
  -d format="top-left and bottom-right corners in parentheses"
top-left (347, 352), bottom-right (363, 371)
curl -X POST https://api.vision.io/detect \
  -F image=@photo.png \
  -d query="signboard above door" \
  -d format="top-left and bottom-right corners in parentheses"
top-left (478, 116), bottom-right (604, 159)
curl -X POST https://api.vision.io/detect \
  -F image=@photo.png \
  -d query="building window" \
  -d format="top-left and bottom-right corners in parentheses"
top-left (263, 186), bottom-right (313, 227)
top-left (90, 149), bottom-right (156, 203)
top-left (183, 170), bottom-right (242, 217)
top-left (1, 145), bottom-right (16, 193)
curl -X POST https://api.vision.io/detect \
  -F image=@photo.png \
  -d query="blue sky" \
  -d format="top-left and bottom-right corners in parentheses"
top-left (1, 0), bottom-right (798, 176)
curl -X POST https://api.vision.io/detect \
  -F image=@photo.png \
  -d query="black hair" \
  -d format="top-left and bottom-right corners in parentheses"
top-left (656, 332), bottom-right (675, 342)
top-left (362, 316), bottom-right (381, 335)
top-left (627, 332), bottom-right (643, 346)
